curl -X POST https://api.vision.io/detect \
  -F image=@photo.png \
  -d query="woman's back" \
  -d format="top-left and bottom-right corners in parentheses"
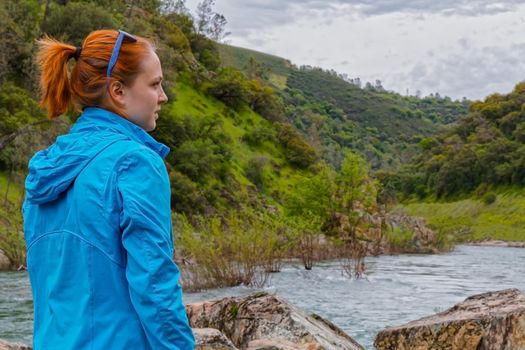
top-left (23, 29), bottom-right (194, 350)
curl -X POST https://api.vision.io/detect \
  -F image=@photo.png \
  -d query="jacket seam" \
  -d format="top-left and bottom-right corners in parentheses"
top-left (117, 148), bottom-right (174, 345)
top-left (26, 230), bottom-right (126, 268)
top-left (115, 147), bottom-right (162, 176)
top-left (88, 239), bottom-right (94, 350)
top-left (108, 145), bottom-right (161, 231)
top-left (141, 226), bottom-right (174, 345)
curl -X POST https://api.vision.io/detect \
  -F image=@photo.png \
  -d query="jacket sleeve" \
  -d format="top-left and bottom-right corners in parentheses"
top-left (117, 149), bottom-right (195, 350)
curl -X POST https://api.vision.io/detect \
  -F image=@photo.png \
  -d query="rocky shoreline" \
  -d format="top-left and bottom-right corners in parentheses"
top-left (375, 289), bottom-right (525, 349)
top-left (4, 289), bottom-right (525, 350)
top-left (465, 239), bottom-right (525, 248)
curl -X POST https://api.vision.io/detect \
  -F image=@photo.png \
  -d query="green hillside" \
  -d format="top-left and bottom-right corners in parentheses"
top-left (217, 43), bottom-right (293, 79)
top-left (381, 82), bottom-right (525, 244)
top-left (154, 73), bottom-right (306, 215)
top-left (218, 45), bottom-right (469, 170)
top-left (391, 81), bottom-right (525, 201)
top-left (0, 0), bottom-right (389, 282)
top-left (400, 189), bottom-right (525, 243)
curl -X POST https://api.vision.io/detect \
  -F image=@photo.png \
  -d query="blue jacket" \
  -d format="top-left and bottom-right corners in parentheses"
top-left (22, 107), bottom-right (195, 350)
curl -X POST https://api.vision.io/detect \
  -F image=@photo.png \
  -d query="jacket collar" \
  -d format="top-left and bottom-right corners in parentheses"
top-left (72, 107), bottom-right (170, 158)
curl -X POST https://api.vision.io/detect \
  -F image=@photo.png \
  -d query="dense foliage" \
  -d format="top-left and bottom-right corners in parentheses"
top-left (217, 45), bottom-right (470, 170)
top-left (391, 82), bottom-right (525, 200)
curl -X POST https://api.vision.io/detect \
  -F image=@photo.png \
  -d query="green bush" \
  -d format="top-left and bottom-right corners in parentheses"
top-left (246, 81), bottom-right (285, 122)
top-left (0, 81), bottom-right (44, 133)
top-left (189, 33), bottom-right (221, 71)
top-left (245, 155), bottom-right (269, 191)
top-left (205, 68), bottom-right (249, 109)
top-left (384, 226), bottom-right (413, 252)
top-left (482, 192), bottom-right (497, 205)
top-left (0, 204), bottom-right (26, 269)
top-left (168, 169), bottom-right (208, 215)
top-left (277, 123), bottom-right (318, 168)
top-left (242, 125), bottom-right (276, 146)
top-left (41, 2), bottom-right (119, 45)
top-left (175, 213), bottom-right (289, 291)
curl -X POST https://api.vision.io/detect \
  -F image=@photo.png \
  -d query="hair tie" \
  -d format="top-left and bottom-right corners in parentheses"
top-left (73, 46), bottom-right (82, 61)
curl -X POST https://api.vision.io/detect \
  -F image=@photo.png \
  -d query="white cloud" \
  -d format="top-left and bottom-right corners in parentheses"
top-left (183, 0), bottom-right (525, 99)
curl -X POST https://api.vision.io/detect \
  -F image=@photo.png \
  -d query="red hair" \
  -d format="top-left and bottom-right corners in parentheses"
top-left (36, 30), bottom-right (155, 119)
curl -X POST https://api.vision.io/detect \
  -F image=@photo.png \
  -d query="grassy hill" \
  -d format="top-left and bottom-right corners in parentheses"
top-left (399, 188), bottom-right (525, 243)
top-left (217, 43), bottom-right (293, 81)
top-left (158, 73), bottom-right (307, 215)
top-left (218, 44), bottom-right (469, 170)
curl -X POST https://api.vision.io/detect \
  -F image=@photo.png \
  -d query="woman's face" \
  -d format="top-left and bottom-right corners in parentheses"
top-left (121, 51), bottom-right (168, 132)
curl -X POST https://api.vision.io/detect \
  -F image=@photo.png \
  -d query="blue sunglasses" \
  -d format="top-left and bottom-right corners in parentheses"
top-left (106, 30), bottom-right (137, 88)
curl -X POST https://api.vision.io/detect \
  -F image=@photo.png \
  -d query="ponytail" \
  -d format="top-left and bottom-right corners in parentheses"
top-left (36, 35), bottom-right (77, 120)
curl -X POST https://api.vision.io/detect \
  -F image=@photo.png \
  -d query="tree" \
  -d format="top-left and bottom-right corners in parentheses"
top-left (161, 0), bottom-right (190, 15)
top-left (0, 0), bottom-right (42, 88)
top-left (40, 2), bottom-right (118, 45)
top-left (195, 0), bottom-right (230, 41)
top-left (277, 123), bottom-right (318, 168)
top-left (206, 68), bottom-right (250, 109)
top-left (331, 150), bottom-right (378, 277)
top-left (335, 150), bottom-right (371, 214)
top-left (208, 13), bottom-right (230, 41)
top-left (285, 163), bottom-right (336, 269)
top-left (244, 57), bottom-right (269, 80)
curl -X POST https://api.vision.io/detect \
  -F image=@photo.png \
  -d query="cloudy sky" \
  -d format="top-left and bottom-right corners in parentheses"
top-left (184, 0), bottom-right (525, 100)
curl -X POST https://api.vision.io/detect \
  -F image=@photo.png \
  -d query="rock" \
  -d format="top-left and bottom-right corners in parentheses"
top-left (0, 250), bottom-right (10, 270)
top-left (0, 339), bottom-right (31, 350)
top-left (246, 338), bottom-right (315, 350)
top-left (375, 288), bottom-right (525, 350)
top-left (194, 328), bottom-right (239, 350)
top-left (1, 329), bottom-right (238, 350)
top-left (380, 213), bottom-right (439, 254)
top-left (186, 292), bottom-right (364, 350)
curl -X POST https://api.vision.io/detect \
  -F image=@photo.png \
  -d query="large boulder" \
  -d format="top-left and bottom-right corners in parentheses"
top-left (186, 292), bottom-right (364, 350)
top-left (0, 250), bottom-right (10, 270)
top-left (379, 213), bottom-right (439, 254)
top-left (375, 288), bottom-right (525, 350)
top-left (0, 339), bottom-right (31, 350)
top-left (194, 328), bottom-right (238, 350)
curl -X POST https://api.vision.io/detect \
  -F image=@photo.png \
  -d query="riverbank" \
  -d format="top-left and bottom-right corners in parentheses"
top-left (465, 239), bottom-right (525, 248)
top-left (400, 191), bottom-right (525, 243)
top-left (4, 286), bottom-right (525, 349)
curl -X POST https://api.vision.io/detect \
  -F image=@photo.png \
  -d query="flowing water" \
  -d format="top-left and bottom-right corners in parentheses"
top-left (2, 245), bottom-right (525, 349)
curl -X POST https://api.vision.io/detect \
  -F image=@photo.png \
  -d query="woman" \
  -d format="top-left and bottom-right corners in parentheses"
top-left (22, 29), bottom-right (195, 349)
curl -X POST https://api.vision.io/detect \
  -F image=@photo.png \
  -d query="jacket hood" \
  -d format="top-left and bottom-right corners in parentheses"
top-left (24, 107), bottom-right (170, 205)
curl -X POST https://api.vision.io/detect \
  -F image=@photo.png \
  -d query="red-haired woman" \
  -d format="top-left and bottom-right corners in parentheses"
top-left (22, 29), bottom-right (195, 349)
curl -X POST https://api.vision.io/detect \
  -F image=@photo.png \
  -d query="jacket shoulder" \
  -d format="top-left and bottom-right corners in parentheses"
top-left (115, 142), bottom-right (167, 176)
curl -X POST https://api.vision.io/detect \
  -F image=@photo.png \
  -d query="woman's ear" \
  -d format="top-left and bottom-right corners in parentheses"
top-left (108, 80), bottom-right (126, 106)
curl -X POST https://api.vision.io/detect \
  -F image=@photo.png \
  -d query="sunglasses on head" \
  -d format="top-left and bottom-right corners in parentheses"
top-left (106, 30), bottom-right (137, 88)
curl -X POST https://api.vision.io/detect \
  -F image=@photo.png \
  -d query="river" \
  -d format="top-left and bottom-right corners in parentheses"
top-left (1, 245), bottom-right (525, 349)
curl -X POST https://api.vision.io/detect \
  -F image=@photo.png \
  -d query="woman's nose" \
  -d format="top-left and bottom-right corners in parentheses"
top-left (159, 87), bottom-right (168, 104)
